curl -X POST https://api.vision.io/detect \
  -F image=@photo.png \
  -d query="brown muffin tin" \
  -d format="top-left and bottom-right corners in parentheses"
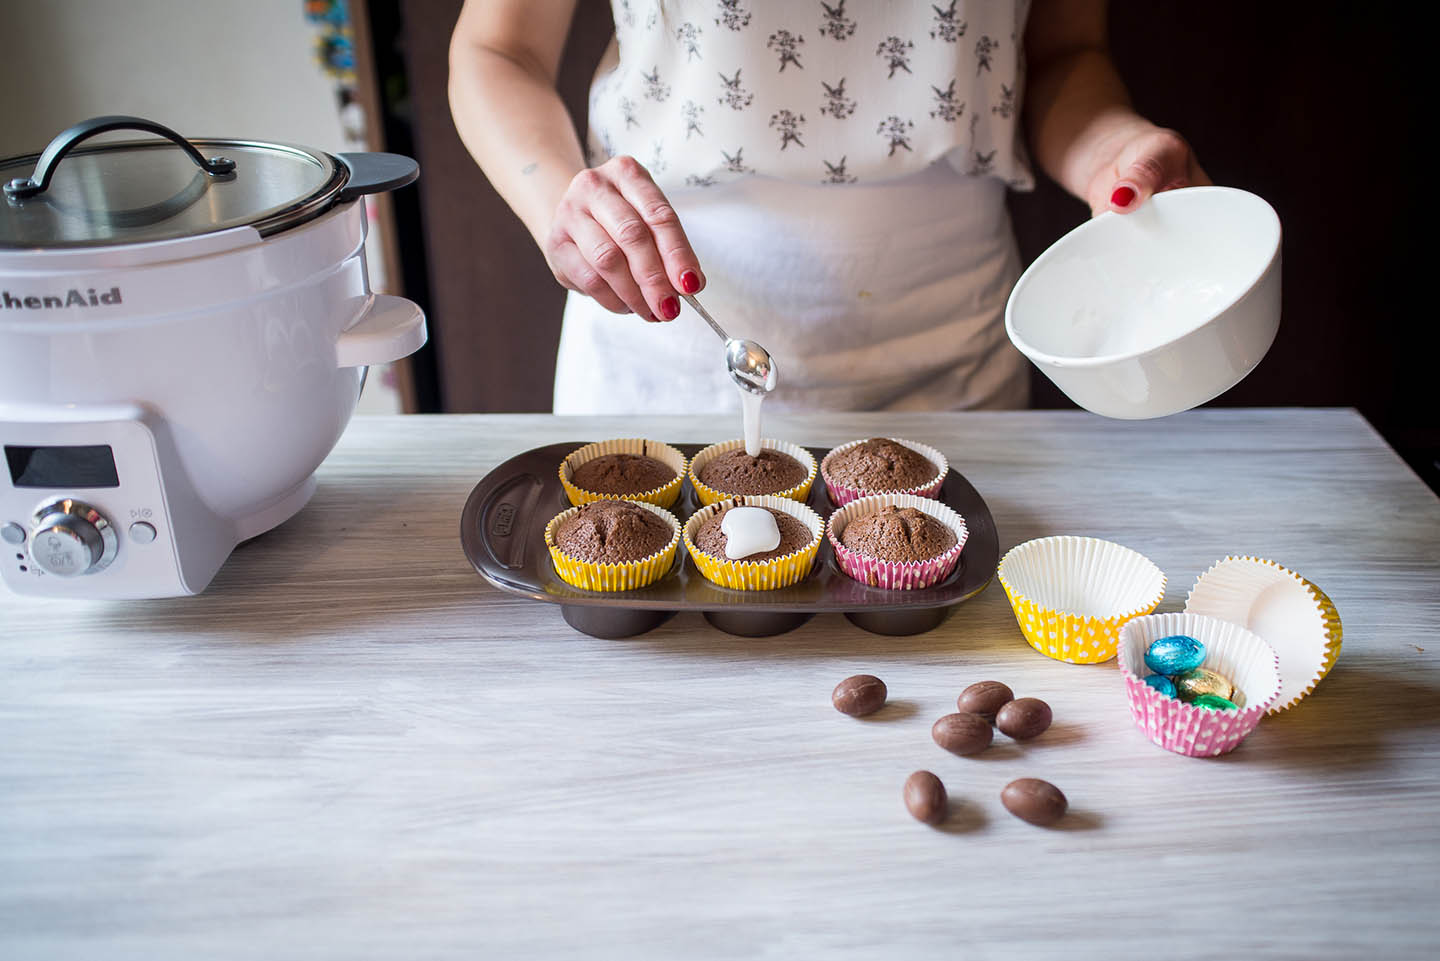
top-left (460, 442), bottom-right (997, 638)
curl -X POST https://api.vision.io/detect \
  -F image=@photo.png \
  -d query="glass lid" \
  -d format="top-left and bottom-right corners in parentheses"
top-left (0, 117), bottom-right (345, 249)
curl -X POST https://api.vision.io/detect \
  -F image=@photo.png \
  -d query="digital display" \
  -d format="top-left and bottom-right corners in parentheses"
top-left (5, 445), bottom-right (120, 488)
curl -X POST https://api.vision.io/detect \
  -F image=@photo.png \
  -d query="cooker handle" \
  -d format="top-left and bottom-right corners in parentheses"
top-left (336, 153), bottom-right (419, 202)
top-left (3, 115), bottom-right (236, 200)
top-left (336, 294), bottom-right (428, 368)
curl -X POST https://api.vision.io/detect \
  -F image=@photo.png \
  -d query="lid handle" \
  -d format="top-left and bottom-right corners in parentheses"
top-left (336, 152), bottom-right (419, 203)
top-left (3, 115), bottom-right (237, 201)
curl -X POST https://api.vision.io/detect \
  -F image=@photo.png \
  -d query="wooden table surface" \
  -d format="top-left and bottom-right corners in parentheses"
top-left (2, 409), bottom-right (1438, 960)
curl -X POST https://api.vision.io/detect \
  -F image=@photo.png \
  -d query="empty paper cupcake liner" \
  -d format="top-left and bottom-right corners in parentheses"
top-left (545, 500), bottom-right (681, 592)
top-left (826, 493), bottom-right (968, 590)
top-left (683, 494), bottom-right (824, 591)
top-left (1184, 556), bottom-right (1343, 714)
top-left (688, 438), bottom-right (818, 507)
top-left (559, 438), bottom-right (687, 509)
top-left (996, 536), bottom-right (1166, 664)
top-left (820, 437), bottom-right (949, 507)
top-left (1118, 612), bottom-right (1282, 757)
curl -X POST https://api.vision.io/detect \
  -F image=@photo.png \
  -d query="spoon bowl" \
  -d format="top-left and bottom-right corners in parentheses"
top-left (683, 293), bottom-right (778, 395)
top-left (726, 337), bottom-right (777, 394)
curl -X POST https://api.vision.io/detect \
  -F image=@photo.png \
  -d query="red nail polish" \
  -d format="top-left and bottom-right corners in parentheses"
top-left (660, 295), bottom-right (680, 319)
top-left (1111, 185), bottom-right (1136, 208)
top-left (680, 270), bottom-right (701, 294)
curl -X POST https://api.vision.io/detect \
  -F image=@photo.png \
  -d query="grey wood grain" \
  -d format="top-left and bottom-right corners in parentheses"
top-left (2, 409), bottom-right (1438, 961)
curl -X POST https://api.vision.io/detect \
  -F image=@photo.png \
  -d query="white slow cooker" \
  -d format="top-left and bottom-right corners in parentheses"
top-left (0, 116), bottom-right (428, 598)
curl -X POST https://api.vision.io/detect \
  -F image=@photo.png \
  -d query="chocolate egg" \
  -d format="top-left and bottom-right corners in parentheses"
top-left (1174, 667), bottom-right (1235, 703)
top-left (1001, 778), bottom-right (1068, 826)
top-left (957, 680), bottom-right (1014, 722)
top-left (1143, 674), bottom-right (1178, 698)
top-left (1144, 635), bottom-right (1206, 675)
top-left (995, 697), bottom-right (1052, 740)
top-left (1191, 693), bottom-right (1240, 711)
top-left (932, 712), bottom-right (994, 755)
top-left (832, 674), bottom-right (887, 716)
top-left (903, 771), bottom-right (948, 825)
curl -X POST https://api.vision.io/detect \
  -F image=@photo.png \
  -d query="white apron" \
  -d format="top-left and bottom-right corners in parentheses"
top-left (553, 159), bottom-right (1029, 414)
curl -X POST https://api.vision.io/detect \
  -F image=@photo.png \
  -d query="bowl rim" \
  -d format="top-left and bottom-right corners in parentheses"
top-left (1004, 186), bottom-right (1282, 370)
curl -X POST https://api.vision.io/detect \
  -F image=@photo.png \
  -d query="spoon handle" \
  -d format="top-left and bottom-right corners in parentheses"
top-left (682, 293), bottom-right (730, 342)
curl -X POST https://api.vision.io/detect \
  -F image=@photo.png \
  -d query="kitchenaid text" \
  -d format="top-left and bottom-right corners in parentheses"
top-left (1, 287), bottom-right (123, 310)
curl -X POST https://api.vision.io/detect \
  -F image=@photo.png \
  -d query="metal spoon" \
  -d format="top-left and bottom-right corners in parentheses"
top-left (681, 293), bottom-right (778, 395)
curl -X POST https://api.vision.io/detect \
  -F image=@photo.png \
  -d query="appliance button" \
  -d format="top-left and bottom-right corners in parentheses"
top-left (29, 500), bottom-right (118, 577)
top-left (129, 521), bottom-right (157, 544)
top-left (0, 522), bottom-right (24, 545)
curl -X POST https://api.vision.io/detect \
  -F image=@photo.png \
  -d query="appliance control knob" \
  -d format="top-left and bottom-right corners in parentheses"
top-left (30, 500), bottom-right (118, 577)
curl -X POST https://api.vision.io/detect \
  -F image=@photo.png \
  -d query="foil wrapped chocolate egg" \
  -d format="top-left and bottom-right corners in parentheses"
top-left (1191, 693), bottom-right (1240, 711)
top-left (1144, 635), bottom-right (1206, 675)
top-left (1174, 667), bottom-right (1235, 703)
top-left (1143, 674), bottom-right (1178, 698)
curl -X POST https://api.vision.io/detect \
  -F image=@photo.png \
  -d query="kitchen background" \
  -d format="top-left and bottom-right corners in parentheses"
top-left (0, 1), bottom-right (1429, 492)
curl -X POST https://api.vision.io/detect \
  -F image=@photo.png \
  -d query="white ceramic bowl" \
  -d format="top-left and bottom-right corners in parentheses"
top-left (1005, 187), bottom-right (1281, 419)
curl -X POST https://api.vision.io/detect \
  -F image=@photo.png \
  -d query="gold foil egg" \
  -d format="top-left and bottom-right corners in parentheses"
top-left (1175, 667), bottom-right (1235, 703)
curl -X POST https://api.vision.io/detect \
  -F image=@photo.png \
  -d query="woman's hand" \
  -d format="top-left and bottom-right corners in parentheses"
top-left (1084, 120), bottom-right (1211, 217)
top-left (544, 156), bottom-right (705, 322)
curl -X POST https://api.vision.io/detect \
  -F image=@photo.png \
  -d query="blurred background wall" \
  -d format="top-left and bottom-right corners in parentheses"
top-left (0, 0), bottom-right (346, 157)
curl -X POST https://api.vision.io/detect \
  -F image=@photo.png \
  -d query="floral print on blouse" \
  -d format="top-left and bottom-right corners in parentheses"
top-left (589, 0), bottom-right (1035, 190)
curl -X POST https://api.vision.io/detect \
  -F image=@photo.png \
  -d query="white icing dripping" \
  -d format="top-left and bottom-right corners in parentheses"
top-left (740, 387), bottom-right (763, 457)
top-left (720, 506), bottom-right (781, 560)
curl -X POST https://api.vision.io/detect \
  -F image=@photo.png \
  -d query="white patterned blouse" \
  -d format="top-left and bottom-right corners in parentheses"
top-left (586, 0), bottom-right (1035, 191)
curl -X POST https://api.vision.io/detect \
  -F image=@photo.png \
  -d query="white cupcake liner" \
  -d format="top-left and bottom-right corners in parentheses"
top-left (688, 438), bottom-right (817, 506)
top-left (820, 437), bottom-right (948, 507)
top-left (1118, 612), bottom-right (1282, 757)
top-left (996, 536), bottom-right (1167, 663)
top-left (826, 493), bottom-right (968, 590)
top-left (682, 494), bottom-right (825, 591)
top-left (1184, 556), bottom-right (1342, 714)
top-left (559, 438), bottom-right (687, 508)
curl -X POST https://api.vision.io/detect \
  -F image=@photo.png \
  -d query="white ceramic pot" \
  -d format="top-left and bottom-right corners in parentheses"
top-left (1005, 187), bottom-right (1281, 419)
top-left (0, 116), bottom-right (426, 597)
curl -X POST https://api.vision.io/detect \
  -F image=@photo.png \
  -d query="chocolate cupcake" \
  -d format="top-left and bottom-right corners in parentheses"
top-left (827, 494), bottom-right (968, 591)
top-left (693, 506), bottom-right (813, 564)
top-left (560, 439), bottom-right (686, 508)
top-left (688, 439), bottom-right (817, 506)
top-left (840, 505), bottom-right (957, 562)
top-left (683, 495), bottom-right (824, 591)
top-left (821, 437), bottom-right (947, 506)
top-left (545, 499), bottom-right (681, 591)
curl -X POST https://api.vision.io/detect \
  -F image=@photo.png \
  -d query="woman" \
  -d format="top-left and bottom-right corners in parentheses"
top-left (449, 0), bottom-right (1208, 413)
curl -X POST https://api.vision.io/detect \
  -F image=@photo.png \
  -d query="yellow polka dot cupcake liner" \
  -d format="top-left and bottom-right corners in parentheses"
top-left (997, 536), bottom-right (1167, 664)
top-left (544, 501), bottom-right (681, 592)
top-left (1184, 556), bottom-right (1343, 713)
top-left (559, 438), bottom-right (687, 509)
top-left (687, 438), bottom-right (817, 507)
top-left (682, 495), bottom-right (824, 591)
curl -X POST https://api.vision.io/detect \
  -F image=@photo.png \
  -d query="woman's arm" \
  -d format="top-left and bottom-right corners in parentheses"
top-left (448, 0), bottom-right (703, 321)
top-left (1024, 0), bottom-right (1209, 215)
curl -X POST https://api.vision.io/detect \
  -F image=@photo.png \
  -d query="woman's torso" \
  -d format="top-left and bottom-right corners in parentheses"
top-left (555, 1), bottom-right (1035, 415)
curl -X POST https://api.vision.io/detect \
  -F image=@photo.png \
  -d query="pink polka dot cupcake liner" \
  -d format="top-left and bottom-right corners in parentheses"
top-left (820, 437), bottom-right (948, 507)
top-left (826, 493), bottom-right (968, 591)
top-left (1118, 612), bottom-right (1282, 757)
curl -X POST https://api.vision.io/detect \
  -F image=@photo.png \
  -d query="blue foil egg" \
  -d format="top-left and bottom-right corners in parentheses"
top-left (1144, 635), bottom-right (1206, 675)
top-left (1143, 674), bottom-right (1178, 698)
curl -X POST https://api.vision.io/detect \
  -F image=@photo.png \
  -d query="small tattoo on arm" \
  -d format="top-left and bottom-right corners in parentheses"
top-left (521, 162), bottom-right (538, 175)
